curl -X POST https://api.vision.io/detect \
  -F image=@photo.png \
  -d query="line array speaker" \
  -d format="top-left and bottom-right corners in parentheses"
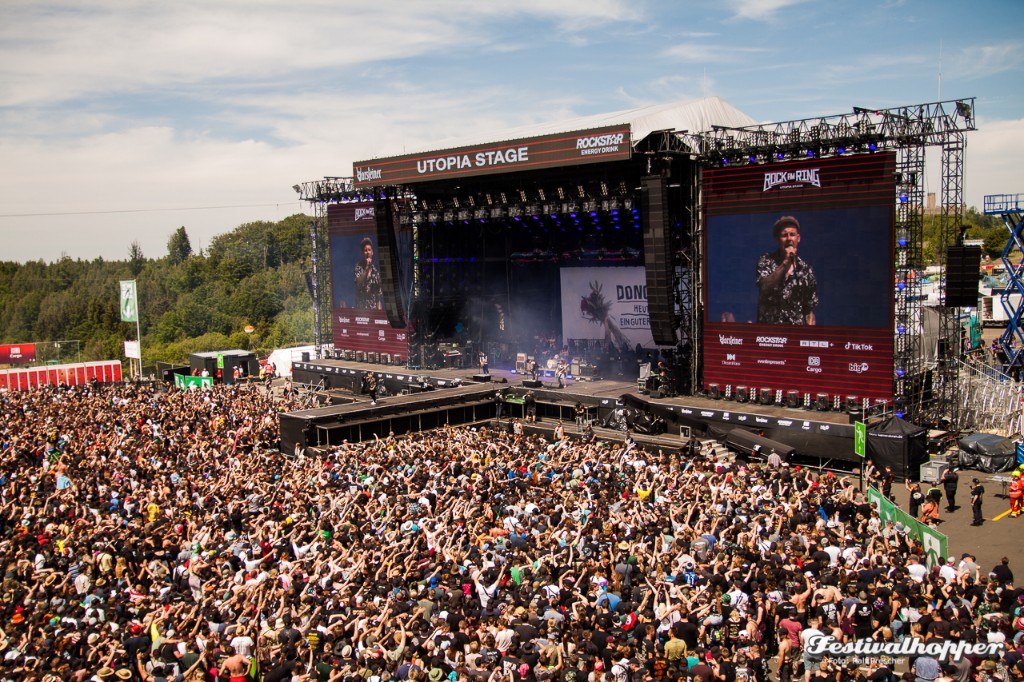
top-left (944, 245), bottom-right (982, 308)
top-left (641, 174), bottom-right (677, 345)
top-left (375, 193), bottom-right (407, 327)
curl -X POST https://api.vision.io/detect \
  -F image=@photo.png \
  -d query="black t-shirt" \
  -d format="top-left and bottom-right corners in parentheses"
top-left (264, 659), bottom-right (299, 682)
top-left (927, 619), bottom-right (951, 641)
top-left (678, 620), bottom-right (700, 650)
top-left (278, 626), bottom-right (303, 647)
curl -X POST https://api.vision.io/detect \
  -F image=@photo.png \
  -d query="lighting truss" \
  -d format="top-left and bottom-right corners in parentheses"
top-left (686, 98), bottom-right (976, 425)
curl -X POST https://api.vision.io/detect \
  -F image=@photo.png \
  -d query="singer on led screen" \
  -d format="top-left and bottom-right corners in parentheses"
top-left (755, 215), bottom-right (818, 325)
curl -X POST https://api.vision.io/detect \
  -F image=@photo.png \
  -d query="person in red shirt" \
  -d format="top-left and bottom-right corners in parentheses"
top-left (1009, 472), bottom-right (1023, 517)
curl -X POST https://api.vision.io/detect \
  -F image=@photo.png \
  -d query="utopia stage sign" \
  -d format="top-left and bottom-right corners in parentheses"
top-left (353, 125), bottom-right (631, 187)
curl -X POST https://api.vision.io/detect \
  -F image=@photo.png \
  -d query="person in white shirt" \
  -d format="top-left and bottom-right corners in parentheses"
top-left (906, 556), bottom-right (928, 583)
top-left (229, 626), bottom-right (255, 658)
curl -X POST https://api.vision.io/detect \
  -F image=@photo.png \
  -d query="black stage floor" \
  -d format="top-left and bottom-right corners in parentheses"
top-left (294, 357), bottom-right (855, 426)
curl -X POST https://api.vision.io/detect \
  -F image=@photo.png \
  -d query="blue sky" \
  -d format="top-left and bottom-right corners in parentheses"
top-left (1, 0), bottom-right (1022, 262)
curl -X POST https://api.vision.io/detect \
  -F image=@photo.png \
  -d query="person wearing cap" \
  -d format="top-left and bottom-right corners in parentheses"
top-left (755, 215), bottom-right (818, 325)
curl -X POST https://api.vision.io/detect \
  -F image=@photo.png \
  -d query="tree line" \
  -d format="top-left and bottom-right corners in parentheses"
top-left (0, 215), bottom-right (315, 372)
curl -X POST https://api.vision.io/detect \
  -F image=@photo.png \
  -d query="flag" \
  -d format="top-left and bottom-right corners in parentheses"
top-left (120, 280), bottom-right (138, 322)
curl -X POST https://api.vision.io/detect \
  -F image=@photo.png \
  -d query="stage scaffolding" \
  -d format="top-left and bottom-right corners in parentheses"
top-left (293, 177), bottom-right (357, 360)
top-left (685, 98), bottom-right (976, 426)
top-left (985, 194), bottom-right (1024, 375)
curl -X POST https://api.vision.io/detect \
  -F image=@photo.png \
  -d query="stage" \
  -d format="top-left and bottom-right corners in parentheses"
top-left (280, 357), bottom-right (909, 471)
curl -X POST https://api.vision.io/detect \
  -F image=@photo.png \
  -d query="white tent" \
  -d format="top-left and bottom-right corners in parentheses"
top-left (266, 345), bottom-right (316, 378)
top-left (359, 97), bottom-right (757, 161)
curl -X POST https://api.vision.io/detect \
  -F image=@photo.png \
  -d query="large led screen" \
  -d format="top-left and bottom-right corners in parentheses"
top-left (328, 202), bottom-right (410, 358)
top-left (703, 153), bottom-right (895, 400)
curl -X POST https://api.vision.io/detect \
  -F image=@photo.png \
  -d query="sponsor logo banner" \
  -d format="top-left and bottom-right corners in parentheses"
top-left (353, 125), bottom-right (631, 186)
top-left (0, 344), bottom-right (36, 365)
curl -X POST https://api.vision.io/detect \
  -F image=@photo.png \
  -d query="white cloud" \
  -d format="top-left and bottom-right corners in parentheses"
top-left (948, 41), bottom-right (1024, 81)
top-left (0, 0), bottom-right (640, 108)
top-left (724, 0), bottom-right (814, 21)
top-left (663, 43), bottom-right (766, 63)
top-left (964, 117), bottom-right (1024, 210)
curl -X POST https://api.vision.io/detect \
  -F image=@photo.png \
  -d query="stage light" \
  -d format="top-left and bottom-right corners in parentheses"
top-left (776, 152), bottom-right (786, 160)
top-left (837, 146), bottom-right (846, 155)
top-left (749, 155), bottom-right (757, 163)
top-left (897, 325), bottom-right (906, 333)
top-left (806, 150), bottom-right (815, 157)
top-left (899, 192), bottom-right (908, 203)
top-left (292, 184), bottom-right (301, 194)
top-left (898, 238), bottom-right (907, 247)
top-left (895, 368), bottom-right (905, 377)
top-left (897, 282), bottom-right (906, 290)
top-left (722, 158), bottom-right (730, 166)
top-left (868, 142), bottom-right (878, 151)
top-left (956, 100), bottom-right (973, 122)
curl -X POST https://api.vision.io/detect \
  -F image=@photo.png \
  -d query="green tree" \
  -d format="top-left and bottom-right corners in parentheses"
top-left (128, 241), bottom-right (145, 276)
top-left (167, 226), bottom-right (193, 265)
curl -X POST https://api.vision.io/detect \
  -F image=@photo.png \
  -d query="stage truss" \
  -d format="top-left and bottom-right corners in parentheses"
top-left (293, 177), bottom-right (357, 360)
top-left (687, 98), bottom-right (975, 426)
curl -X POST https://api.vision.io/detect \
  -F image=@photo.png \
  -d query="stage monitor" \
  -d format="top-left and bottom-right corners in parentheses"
top-left (703, 153), bottom-right (896, 401)
top-left (328, 203), bottom-right (411, 358)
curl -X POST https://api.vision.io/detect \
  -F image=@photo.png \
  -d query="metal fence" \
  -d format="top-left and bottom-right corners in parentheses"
top-left (956, 356), bottom-right (1024, 435)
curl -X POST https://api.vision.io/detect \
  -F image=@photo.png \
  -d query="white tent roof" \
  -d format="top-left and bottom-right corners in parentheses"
top-left (373, 97), bottom-right (757, 160)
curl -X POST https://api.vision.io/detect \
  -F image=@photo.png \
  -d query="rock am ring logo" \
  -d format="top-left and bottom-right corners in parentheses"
top-left (763, 168), bottom-right (822, 191)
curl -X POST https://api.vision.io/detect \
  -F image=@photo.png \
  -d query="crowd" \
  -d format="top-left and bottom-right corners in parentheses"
top-left (0, 380), bottom-right (1022, 682)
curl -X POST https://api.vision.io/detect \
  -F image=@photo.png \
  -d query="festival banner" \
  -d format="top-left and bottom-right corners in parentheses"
top-left (867, 486), bottom-right (948, 568)
top-left (119, 280), bottom-right (138, 323)
top-left (174, 374), bottom-right (214, 390)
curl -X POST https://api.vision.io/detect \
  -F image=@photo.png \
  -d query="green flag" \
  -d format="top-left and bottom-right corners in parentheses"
top-left (120, 280), bottom-right (138, 322)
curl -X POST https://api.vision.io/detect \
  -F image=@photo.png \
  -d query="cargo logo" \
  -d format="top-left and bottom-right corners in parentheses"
top-left (356, 167), bottom-right (383, 182)
top-left (763, 168), bottom-right (821, 191)
top-left (807, 356), bottom-right (822, 374)
top-left (849, 362), bottom-right (870, 374)
top-left (354, 207), bottom-right (375, 221)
